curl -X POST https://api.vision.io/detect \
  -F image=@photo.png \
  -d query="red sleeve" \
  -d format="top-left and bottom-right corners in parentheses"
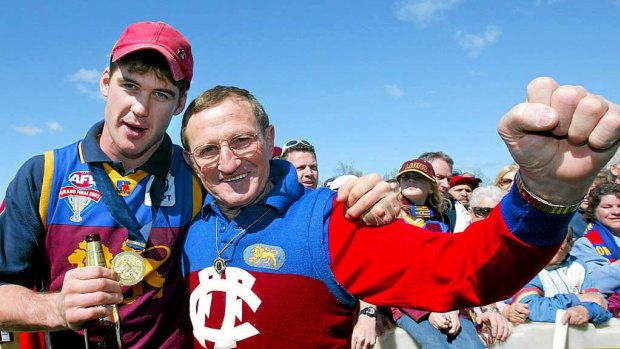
top-left (328, 199), bottom-right (559, 312)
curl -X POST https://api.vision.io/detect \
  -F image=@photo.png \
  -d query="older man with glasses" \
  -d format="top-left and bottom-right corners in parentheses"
top-left (179, 78), bottom-right (620, 348)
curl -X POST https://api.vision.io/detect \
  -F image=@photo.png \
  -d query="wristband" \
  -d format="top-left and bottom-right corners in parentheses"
top-left (515, 172), bottom-right (583, 215)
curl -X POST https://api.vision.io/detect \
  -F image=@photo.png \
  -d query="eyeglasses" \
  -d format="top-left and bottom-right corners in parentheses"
top-left (189, 133), bottom-right (261, 167)
top-left (499, 178), bottom-right (513, 186)
top-left (472, 207), bottom-right (493, 218)
top-left (282, 139), bottom-right (313, 155)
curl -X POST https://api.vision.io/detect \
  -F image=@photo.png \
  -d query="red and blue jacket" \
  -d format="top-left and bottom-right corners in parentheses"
top-left (183, 159), bottom-right (572, 349)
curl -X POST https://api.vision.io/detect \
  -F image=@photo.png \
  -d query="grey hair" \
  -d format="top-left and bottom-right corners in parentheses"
top-left (469, 186), bottom-right (505, 208)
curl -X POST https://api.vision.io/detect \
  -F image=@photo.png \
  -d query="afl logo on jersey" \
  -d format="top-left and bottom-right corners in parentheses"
top-left (68, 171), bottom-right (96, 188)
top-left (60, 171), bottom-right (101, 223)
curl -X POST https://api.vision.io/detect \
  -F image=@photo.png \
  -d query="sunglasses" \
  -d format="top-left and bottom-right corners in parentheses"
top-left (472, 207), bottom-right (493, 218)
top-left (282, 139), bottom-right (313, 154)
top-left (499, 178), bottom-right (513, 186)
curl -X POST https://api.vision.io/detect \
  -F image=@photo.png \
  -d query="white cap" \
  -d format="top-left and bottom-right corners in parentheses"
top-left (329, 175), bottom-right (359, 190)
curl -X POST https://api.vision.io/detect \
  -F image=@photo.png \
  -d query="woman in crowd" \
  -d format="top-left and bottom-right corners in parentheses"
top-left (392, 159), bottom-right (487, 348)
top-left (494, 163), bottom-right (519, 193)
top-left (572, 182), bottom-right (620, 297)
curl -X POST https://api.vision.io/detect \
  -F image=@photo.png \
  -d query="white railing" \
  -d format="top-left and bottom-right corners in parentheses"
top-left (376, 318), bottom-right (620, 349)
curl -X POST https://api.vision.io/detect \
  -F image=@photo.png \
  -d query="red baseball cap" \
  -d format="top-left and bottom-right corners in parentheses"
top-left (272, 146), bottom-right (283, 158)
top-left (112, 21), bottom-right (193, 87)
top-left (450, 175), bottom-right (482, 189)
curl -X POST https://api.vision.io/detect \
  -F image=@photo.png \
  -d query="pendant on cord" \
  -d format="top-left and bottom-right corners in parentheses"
top-left (214, 257), bottom-right (226, 275)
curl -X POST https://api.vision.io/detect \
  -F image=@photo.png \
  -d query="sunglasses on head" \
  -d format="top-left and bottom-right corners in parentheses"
top-left (282, 139), bottom-right (312, 154)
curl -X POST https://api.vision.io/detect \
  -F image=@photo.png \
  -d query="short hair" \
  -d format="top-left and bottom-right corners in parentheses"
top-left (469, 186), bottom-right (504, 208)
top-left (282, 143), bottom-right (316, 160)
top-left (584, 181), bottom-right (620, 222)
top-left (180, 86), bottom-right (270, 151)
top-left (418, 151), bottom-right (454, 168)
top-left (110, 50), bottom-right (189, 95)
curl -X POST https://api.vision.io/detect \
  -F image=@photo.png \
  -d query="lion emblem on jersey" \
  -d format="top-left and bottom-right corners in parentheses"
top-left (243, 244), bottom-right (285, 270)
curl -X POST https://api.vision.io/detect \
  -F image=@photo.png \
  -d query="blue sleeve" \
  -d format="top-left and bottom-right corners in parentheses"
top-left (521, 292), bottom-right (581, 322)
top-left (571, 238), bottom-right (620, 295)
top-left (581, 302), bottom-right (612, 325)
top-left (500, 184), bottom-right (573, 247)
top-left (0, 155), bottom-right (46, 287)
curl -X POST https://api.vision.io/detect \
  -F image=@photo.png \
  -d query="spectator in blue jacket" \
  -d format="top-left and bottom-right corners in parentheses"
top-left (507, 227), bottom-right (612, 326)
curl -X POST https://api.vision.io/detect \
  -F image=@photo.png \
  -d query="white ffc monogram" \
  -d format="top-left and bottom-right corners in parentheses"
top-left (190, 267), bottom-right (262, 349)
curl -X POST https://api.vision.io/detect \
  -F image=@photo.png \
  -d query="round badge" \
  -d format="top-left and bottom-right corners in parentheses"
top-left (214, 257), bottom-right (226, 275)
top-left (111, 251), bottom-right (146, 286)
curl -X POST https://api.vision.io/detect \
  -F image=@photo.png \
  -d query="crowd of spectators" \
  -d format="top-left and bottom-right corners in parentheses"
top-left (279, 142), bottom-right (620, 348)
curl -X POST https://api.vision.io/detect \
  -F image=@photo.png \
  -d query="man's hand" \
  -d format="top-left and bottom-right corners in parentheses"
top-left (428, 312), bottom-right (451, 330)
top-left (351, 312), bottom-right (377, 349)
top-left (444, 310), bottom-right (461, 335)
top-left (562, 305), bottom-right (590, 325)
top-left (498, 77), bottom-right (620, 205)
top-left (476, 310), bottom-right (512, 342)
top-left (502, 303), bottom-right (530, 324)
top-left (336, 173), bottom-right (400, 225)
top-left (58, 266), bottom-right (123, 330)
top-left (429, 311), bottom-right (461, 335)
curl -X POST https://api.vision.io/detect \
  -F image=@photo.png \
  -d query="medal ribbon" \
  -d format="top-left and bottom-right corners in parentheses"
top-left (89, 162), bottom-right (166, 251)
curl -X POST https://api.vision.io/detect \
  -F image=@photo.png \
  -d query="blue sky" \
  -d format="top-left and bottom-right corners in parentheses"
top-left (1, 0), bottom-right (619, 200)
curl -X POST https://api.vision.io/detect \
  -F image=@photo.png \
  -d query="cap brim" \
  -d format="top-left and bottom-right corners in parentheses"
top-left (396, 169), bottom-right (435, 183)
top-left (451, 178), bottom-right (482, 188)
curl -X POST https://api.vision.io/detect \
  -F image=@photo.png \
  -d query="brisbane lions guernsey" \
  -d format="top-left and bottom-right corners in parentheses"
top-left (0, 121), bottom-right (203, 348)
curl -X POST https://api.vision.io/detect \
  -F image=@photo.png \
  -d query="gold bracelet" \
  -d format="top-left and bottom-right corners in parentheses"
top-left (515, 172), bottom-right (583, 215)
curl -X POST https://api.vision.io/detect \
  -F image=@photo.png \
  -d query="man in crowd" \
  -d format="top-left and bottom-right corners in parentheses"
top-left (419, 151), bottom-right (454, 197)
top-left (449, 175), bottom-right (482, 232)
top-left (281, 139), bottom-right (319, 189)
top-left (0, 22), bottom-right (398, 348)
top-left (179, 78), bottom-right (620, 348)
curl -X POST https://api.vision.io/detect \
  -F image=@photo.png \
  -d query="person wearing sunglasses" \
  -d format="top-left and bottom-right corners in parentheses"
top-left (466, 186), bottom-right (514, 345)
top-left (392, 160), bottom-right (487, 348)
top-left (281, 139), bottom-right (319, 189)
top-left (467, 186), bottom-right (505, 222)
top-left (494, 163), bottom-right (519, 193)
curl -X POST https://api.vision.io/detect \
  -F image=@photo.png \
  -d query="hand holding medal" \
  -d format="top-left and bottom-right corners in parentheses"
top-left (111, 251), bottom-right (147, 286)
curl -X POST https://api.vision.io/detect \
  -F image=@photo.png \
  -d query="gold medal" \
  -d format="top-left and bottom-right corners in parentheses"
top-left (111, 251), bottom-right (146, 286)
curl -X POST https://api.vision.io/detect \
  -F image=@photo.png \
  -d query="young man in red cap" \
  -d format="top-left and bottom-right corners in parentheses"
top-left (0, 21), bottom-right (199, 348)
top-left (0, 22), bottom-right (399, 348)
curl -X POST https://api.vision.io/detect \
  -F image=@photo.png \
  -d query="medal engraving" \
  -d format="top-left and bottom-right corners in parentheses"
top-left (111, 251), bottom-right (146, 286)
top-left (214, 257), bottom-right (226, 275)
